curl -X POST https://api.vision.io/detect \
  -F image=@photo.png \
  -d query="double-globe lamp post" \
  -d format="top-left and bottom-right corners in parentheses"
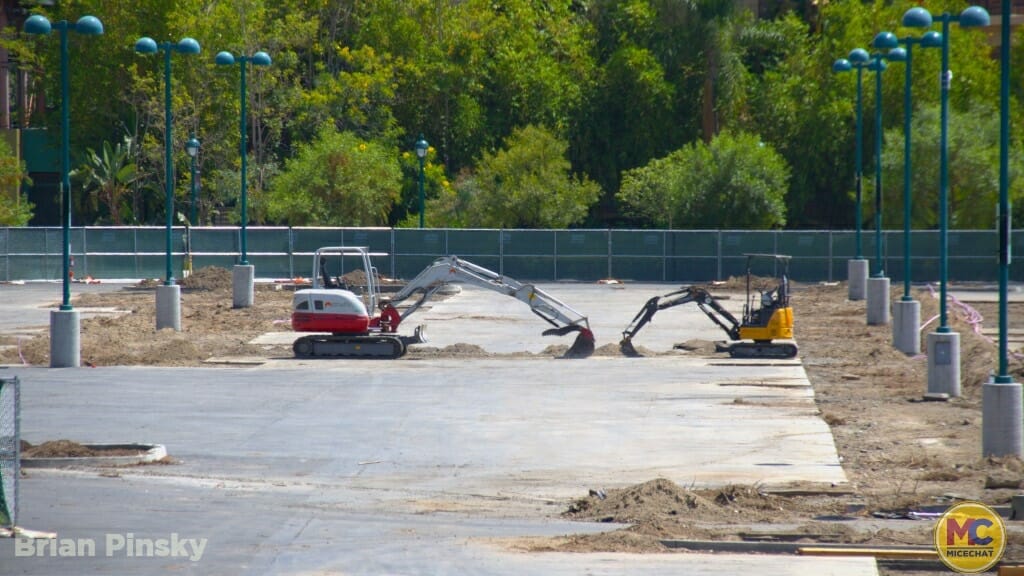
top-left (888, 10), bottom-right (942, 356)
top-left (135, 35), bottom-right (201, 331)
top-left (24, 13), bottom-right (103, 368)
top-left (215, 50), bottom-right (271, 308)
top-left (917, 6), bottom-right (990, 400)
top-left (987, 0), bottom-right (1022, 458)
top-left (863, 34), bottom-right (905, 328)
top-left (415, 135), bottom-right (428, 228)
top-left (832, 48), bottom-right (871, 302)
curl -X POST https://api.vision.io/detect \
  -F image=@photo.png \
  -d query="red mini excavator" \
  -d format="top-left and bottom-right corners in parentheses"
top-left (291, 247), bottom-right (595, 359)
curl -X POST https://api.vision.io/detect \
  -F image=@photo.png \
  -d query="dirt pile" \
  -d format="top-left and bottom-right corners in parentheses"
top-left (20, 440), bottom-right (145, 458)
top-left (180, 266), bottom-right (233, 291)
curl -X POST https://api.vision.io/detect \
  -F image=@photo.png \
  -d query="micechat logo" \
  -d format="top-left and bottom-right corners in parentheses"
top-left (933, 501), bottom-right (1006, 573)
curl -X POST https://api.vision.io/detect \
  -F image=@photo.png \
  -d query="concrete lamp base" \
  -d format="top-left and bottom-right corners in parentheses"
top-left (156, 284), bottom-right (181, 331)
top-left (848, 259), bottom-right (868, 301)
top-left (982, 377), bottom-right (1023, 458)
top-left (49, 309), bottom-right (80, 368)
top-left (892, 299), bottom-right (920, 355)
top-left (233, 264), bottom-right (254, 309)
top-left (926, 331), bottom-right (960, 397)
top-left (866, 276), bottom-right (890, 326)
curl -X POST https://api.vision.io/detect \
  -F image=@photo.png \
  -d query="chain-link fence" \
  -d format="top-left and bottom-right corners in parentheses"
top-left (0, 376), bottom-right (19, 528)
top-left (1, 226), bottom-right (1021, 284)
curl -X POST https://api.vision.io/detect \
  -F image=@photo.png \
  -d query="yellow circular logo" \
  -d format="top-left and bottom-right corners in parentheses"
top-left (933, 501), bottom-right (1006, 573)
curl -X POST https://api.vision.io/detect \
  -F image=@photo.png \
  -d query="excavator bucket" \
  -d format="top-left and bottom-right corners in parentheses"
top-left (542, 325), bottom-right (595, 359)
top-left (619, 338), bottom-right (642, 358)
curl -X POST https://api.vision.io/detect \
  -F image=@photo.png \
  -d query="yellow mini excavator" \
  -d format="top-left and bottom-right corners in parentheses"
top-left (619, 253), bottom-right (797, 359)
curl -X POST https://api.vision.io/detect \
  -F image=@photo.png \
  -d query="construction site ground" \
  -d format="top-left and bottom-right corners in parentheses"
top-left (0, 267), bottom-right (1022, 575)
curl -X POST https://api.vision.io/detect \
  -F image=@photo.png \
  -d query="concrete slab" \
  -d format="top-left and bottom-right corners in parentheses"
top-left (0, 281), bottom-right (868, 576)
top-left (419, 282), bottom-right (747, 353)
top-left (3, 473), bottom-right (877, 576)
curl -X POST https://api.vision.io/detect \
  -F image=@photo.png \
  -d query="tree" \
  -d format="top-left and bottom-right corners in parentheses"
top-left (0, 139), bottom-right (32, 226)
top-left (618, 131), bottom-right (789, 229)
top-left (616, 151), bottom-right (686, 228)
top-left (264, 126), bottom-right (401, 226)
top-left (73, 134), bottom-right (138, 225)
top-left (462, 125), bottom-right (600, 228)
top-left (879, 103), bottom-right (1024, 230)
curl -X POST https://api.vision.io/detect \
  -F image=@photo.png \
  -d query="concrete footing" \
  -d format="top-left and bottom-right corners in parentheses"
top-left (866, 276), bottom-right (890, 325)
top-left (848, 259), bottom-right (868, 301)
top-left (156, 284), bottom-right (181, 331)
top-left (233, 265), bottom-right (254, 308)
top-left (49, 309), bottom-right (80, 368)
top-left (892, 299), bottom-right (920, 355)
top-left (926, 331), bottom-right (960, 397)
top-left (982, 378), bottom-right (1023, 458)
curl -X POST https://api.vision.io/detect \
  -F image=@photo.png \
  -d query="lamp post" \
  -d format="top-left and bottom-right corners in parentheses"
top-left (863, 33), bottom-right (904, 327)
top-left (832, 48), bottom-right (871, 301)
top-left (135, 35), bottom-right (201, 331)
top-left (24, 13), bottom-right (103, 368)
top-left (920, 6), bottom-right (990, 398)
top-left (215, 50), bottom-right (271, 309)
top-left (890, 11), bottom-right (942, 355)
top-left (415, 135), bottom-right (428, 228)
top-left (983, 0), bottom-right (1022, 458)
top-left (186, 136), bottom-right (200, 226)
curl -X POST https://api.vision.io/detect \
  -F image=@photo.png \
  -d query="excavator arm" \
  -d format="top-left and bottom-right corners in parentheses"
top-left (379, 256), bottom-right (595, 358)
top-left (619, 286), bottom-right (742, 357)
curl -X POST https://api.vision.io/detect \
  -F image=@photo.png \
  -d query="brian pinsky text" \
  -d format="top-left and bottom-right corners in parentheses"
top-left (15, 533), bottom-right (207, 561)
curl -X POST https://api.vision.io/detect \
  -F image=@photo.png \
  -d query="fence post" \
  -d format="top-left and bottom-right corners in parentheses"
top-left (390, 228), bottom-right (396, 279)
top-left (606, 229), bottom-right (612, 281)
top-left (662, 230), bottom-right (667, 282)
top-left (716, 230), bottom-right (723, 281)
top-left (287, 227), bottom-right (294, 279)
top-left (553, 229), bottom-right (558, 281)
top-left (0, 376), bottom-right (20, 529)
top-left (828, 230), bottom-right (834, 283)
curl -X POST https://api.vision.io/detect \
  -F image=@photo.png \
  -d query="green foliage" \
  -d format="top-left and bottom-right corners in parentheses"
top-left (460, 125), bottom-right (601, 228)
top-left (879, 103), bottom-right (1024, 230)
top-left (73, 134), bottom-right (138, 225)
top-left (619, 131), bottom-right (789, 229)
top-left (0, 138), bottom-right (32, 226)
top-left (8, 0), bottom-right (1020, 232)
top-left (393, 143), bottom-right (450, 227)
top-left (265, 127), bottom-right (401, 226)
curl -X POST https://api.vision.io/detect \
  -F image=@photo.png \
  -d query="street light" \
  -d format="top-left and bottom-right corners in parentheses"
top-left (863, 33), bottom-right (904, 327)
top-left (24, 13), bottom-right (103, 368)
top-left (186, 136), bottom-right (200, 226)
top-left (216, 50), bottom-right (271, 309)
top-left (135, 35), bottom-right (201, 330)
top-left (984, 0), bottom-right (1022, 458)
top-left (917, 5), bottom-right (990, 398)
top-left (415, 135), bottom-right (428, 228)
top-left (890, 12), bottom-right (942, 355)
top-left (215, 50), bottom-right (271, 266)
top-left (833, 48), bottom-right (871, 301)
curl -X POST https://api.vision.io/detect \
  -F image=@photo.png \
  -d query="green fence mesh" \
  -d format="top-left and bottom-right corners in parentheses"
top-left (1, 226), bottom-right (1019, 284)
top-left (0, 377), bottom-right (19, 528)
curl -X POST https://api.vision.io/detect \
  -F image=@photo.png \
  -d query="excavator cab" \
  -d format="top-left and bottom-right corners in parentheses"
top-left (733, 252), bottom-right (794, 354)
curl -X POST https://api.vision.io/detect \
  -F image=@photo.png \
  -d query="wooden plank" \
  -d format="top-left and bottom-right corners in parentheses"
top-left (798, 546), bottom-right (937, 559)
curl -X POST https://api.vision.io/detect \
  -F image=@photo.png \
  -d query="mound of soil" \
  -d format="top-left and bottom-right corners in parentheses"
top-left (180, 266), bottom-right (233, 291)
top-left (20, 439), bottom-right (145, 458)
